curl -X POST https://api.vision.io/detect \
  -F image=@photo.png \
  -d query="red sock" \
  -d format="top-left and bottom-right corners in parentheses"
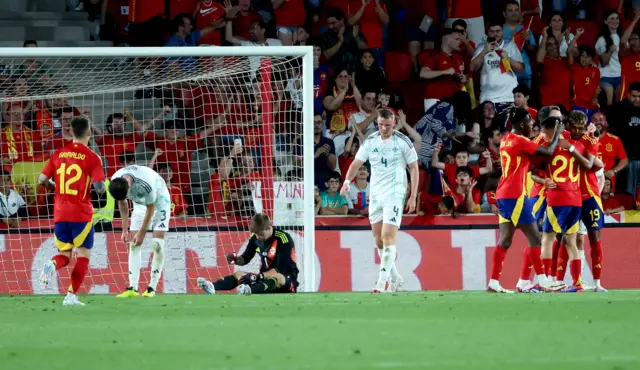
top-left (51, 255), bottom-right (69, 270)
top-left (569, 259), bottom-right (582, 287)
top-left (490, 246), bottom-right (508, 281)
top-left (528, 246), bottom-right (545, 275)
top-left (550, 240), bottom-right (560, 278)
top-left (556, 244), bottom-right (569, 281)
top-left (69, 257), bottom-right (89, 294)
top-left (542, 258), bottom-right (553, 277)
top-left (591, 240), bottom-right (603, 280)
top-left (519, 249), bottom-right (533, 280)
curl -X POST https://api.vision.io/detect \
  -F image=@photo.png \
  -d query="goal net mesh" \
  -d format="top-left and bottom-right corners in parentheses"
top-left (0, 51), bottom-right (310, 294)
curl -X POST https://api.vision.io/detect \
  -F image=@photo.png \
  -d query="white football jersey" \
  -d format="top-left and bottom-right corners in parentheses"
top-left (111, 165), bottom-right (169, 207)
top-left (355, 131), bottom-right (418, 200)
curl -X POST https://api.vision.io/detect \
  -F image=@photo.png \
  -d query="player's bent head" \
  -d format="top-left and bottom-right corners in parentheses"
top-left (70, 117), bottom-right (90, 139)
top-left (509, 107), bottom-right (533, 134)
top-left (439, 196), bottom-right (456, 216)
top-left (108, 178), bottom-right (129, 201)
top-left (538, 106), bottom-right (562, 129)
top-left (250, 213), bottom-right (273, 240)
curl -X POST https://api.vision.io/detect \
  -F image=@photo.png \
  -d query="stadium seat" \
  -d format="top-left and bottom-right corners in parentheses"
top-left (566, 20), bottom-right (599, 49)
top-left (615, 192), bottom-right (636, 210)
top-left (385, 52), bottom-right (412, 83)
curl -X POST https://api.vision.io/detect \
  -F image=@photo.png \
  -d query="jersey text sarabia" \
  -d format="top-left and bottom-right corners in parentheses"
top-left (355, 131), bottom-right (418, 200)
top-left (111, 165), bottom-right (170, 207)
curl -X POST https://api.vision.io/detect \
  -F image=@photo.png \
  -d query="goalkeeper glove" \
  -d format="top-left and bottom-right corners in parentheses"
top-left (226, 252), bottom-right (238, 265)
top-left (238, 273), bottom-right (264, 285)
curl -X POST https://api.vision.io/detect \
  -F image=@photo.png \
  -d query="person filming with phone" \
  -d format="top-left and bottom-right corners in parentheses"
top-left (471, 19), bottom-right (524, 132)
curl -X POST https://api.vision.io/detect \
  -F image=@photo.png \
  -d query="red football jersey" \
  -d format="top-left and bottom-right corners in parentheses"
top-left (598, 132), bottom-right (627, 172)
top-left (274, 0), bottom-right (306, 27)
top-left (496, 132), bottom-right (541, 200)
top-left (545, 139), bottom-right (585, 207)
top-left (169, 185), bottom-right (188, 215)
top-left (444, 163), bottom-right (480, 185)
top-left (446, 0), bottom-right (482, 18)
top-left (423, 51), bottom-right (466, 101)
top-left (530, 134), bottom-right (551, 198)
top-left (129, 0), bottom-right (164, 22)
top-left (540, 57), bottom-right (572, 110)
top-left (577, 134), bottom-right (600, 200)
top-left (41, 143), bottom-right (105, 223)
top-left (449, 186), bottom-right (481, 213)
top-left (602, 195), bottom-right (621, 212)
top-left (197, 0), bottom-right (225, 45)
top-left (96, 133), bottom-right (143, 177)
top-left (571, 64), bottom-right (600, 109)
top-left (620, 53), bottom-right (640, 100)
top-left (347, 1), bottom-right (386, 48)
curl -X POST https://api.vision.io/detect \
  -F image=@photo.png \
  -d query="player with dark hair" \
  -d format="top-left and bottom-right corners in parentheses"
top-left (487, 107), bottom-right (565, 293)
top-left (197, 213), bottom-right (299, 295)
top-left (38, 117), bottom-right (106, 306)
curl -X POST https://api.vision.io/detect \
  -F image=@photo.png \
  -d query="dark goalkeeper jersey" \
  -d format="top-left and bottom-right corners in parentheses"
top-left (240, 228), bottom-right (299, 281)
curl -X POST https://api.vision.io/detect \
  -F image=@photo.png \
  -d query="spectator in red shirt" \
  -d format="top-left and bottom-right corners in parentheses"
top-left (452, 19), bottom-right (477, 108)
top-left (444, 0), bottom-right (485, 45)
top-left (233, 0), bottom-right (261, 40)
top-left (192, 0), bottom-right (227, 45)
top-left (601, 178), bottom-right (625, 214)
top-left (569, 34), bottom-right (602, 122)
top-left (1, 103), bottom-right (45, 164)
top-left (593, 112), bottom-right (628, 191)
top-left (272, 0), bottom-right (306, 45)
top-left (339, 124), bottom-right (365, 180)
top-left (420, 28), bottom-right (466, 112)
top-left (448, 166), bottom-right (481, 214)
top-left (619, 11), bottom-right (640, 100)
top-left (347, 0), bottom-right (389, 67)
top-left (432, 146), bottom-right (492, 185)
top-left (479, 126), bottom-right (501, 172)
top-left (144, 118), bottom-right (220, 192)
top-left (513, 84), bottom-right (537, 120)
top-left (2, 78), bottom-right (33, 124)
top-left (537, 30), bottom-right (576, 112)
top-left (157, 163), bottom-right (188, 221)
top-left (93, 110), bottom-right (146, 177)
top-left (46, 106), bottom-right (75, 155)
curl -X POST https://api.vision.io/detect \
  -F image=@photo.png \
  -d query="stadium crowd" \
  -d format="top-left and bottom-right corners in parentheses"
top-left (3, 0), bottom-right (640, 227)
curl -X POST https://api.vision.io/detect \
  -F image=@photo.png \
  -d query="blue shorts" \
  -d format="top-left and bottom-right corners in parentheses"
top-left (600, 76), bottom-right (621, 89)
top-left (572, 106), bottom-right (599, 122)
top-left (581, 196), bottom-right (605, 231)
top-left (497, 197), bottom-right (536, 226)
top-left (54, 222), bottom-right (94, 251)
top-left (531, 194), bottom-right (547, 231)
top-left (543, 206), bottom-right (581, 235)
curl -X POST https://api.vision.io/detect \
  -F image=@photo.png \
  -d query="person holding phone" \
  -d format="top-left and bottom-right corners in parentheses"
top-left (471, 19), bottom-right (524, 132)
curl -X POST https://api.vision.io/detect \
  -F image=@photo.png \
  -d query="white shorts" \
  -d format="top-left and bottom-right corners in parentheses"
top-left (130, 202), bottom-right (171, 232)
top-left (578, 220), bottom-right (588, 236)
top-left (369, 198), bottom-right (404, 227)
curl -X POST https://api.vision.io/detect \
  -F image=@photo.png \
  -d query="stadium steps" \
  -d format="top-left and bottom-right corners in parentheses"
top-left (0, 26), bottom-right (89, 42)
top-left (0, 12), bottom-right (88, 21)
top-left (0, 0), bottom-right (66, 12)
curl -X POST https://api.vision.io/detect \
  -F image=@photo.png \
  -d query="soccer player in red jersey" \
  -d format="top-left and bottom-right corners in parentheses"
top-left (488, 107), bottom-right (562, 293)
top-left (37, 116), bottom-right (106, 306)
top-left (541, 111), bottom-right (597, 293)
top-left (566, 111), bottom-right (607, 292)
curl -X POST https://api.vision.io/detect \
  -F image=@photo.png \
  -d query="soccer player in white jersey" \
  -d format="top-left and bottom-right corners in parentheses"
top-left (340, 108), bottom-right (419, 293)
top-left (108, 165), bottom-right (172, 298)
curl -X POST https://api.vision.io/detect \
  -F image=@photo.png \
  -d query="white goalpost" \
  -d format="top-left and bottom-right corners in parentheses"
top-left (0, 46), bottom-right (317, 293)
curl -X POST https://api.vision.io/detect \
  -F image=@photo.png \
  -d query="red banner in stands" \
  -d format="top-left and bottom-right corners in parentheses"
top-left (0, 226), bottom-right (638, 294)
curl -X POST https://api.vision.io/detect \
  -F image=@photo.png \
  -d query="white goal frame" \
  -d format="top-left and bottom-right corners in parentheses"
top-left (1, 46), bottom-right (317, 292)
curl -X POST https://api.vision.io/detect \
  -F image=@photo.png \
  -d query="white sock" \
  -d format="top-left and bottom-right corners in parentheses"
top-left (378, 245), bottom-right (396, 283)
top-left (377, 247), bottom-right (400, 280)
top-left (149, 238), bottom-right (165, 290)
top-left (593, 279), bottom-right (601, 288)
top-left (579, 249), bottom-right (587, 272)
top-left (128, 242), bottom-right (142, 291)
top-left (516, 279), bottom-right (529, 288)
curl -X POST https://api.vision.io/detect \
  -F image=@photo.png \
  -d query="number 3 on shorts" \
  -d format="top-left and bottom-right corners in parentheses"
top-left (160, 210), bottom-right (167, 221)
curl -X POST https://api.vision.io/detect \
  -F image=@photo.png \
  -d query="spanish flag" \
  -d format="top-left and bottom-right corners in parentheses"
top-left (496, 50), bottom-right (512, 73)
top-left (512, 17), bottom-right (534, 51)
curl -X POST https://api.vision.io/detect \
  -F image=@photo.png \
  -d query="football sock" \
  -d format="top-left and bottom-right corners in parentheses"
top-left (518, 249), bottom-right (532, 280)
top-left (250, 277), bottom-right (278, 294)
top-left (51, 255), bottom-right (69, 270)
top-left (569, 259), bottom-right (582, 287)
top-left (542, 258), bottom-right (553, 278)
top-left (528, 246), bottom-right (545, 275)
top-left (68, 257), bottom-right (89, 294)
top-left (490, 246), bottom-right (508, 281)
top-left (378, 248), bottom-right (400, 280)
top-left (579, 249), bottom-right (587, 274)
top-left (378, 245), bottom-right (396, 282)
top-left (128, 242), bottom-right (142, 291)
top-left (591, 240), bottom-right (603, 280)
top-left (550, 240), bottom-right (560, 278)
top-left (213, 275), bottom-right (238, 291)
top-left (149, 238), bottom-right (165, 290)
top-left (556, 244), bottom-right (569, 281)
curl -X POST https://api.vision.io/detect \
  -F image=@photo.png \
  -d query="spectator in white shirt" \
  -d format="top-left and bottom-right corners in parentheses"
top-left (596, 10), bottom-right (622, 107)
top-left (349, 90), bottom-right (379, 137)
top-left (225, 17), bottom-right (283, 82)
top-left (0, 171), bottom-right (27, 228)
top-left (471, 20), bottom-right (524, 130)
top-left (347, 164), bottom-right (370, 215)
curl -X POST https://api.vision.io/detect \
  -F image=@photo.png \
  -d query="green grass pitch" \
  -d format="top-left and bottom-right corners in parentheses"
top-left (1, 291), bottom-right (639, 370)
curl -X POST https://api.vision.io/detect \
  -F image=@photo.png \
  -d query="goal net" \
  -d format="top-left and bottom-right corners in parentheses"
top-left (0, 46), bottom-right (316, 294)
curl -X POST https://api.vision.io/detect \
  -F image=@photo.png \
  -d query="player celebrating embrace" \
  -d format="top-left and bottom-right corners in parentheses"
top-left (197, 214), bottom-right (299, 295)
top-left (488, 107), bottom-right (563, 293)
top-left (38, 116), bottom-right (106, 306)
top-left (340, 109), bottom-right (419, 293)
top-left (109, 165), bottom-right (172, 298)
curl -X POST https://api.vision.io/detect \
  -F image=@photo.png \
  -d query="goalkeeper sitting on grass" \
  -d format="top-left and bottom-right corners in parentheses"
top-left (197, 213), bottom-right (299, 295)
